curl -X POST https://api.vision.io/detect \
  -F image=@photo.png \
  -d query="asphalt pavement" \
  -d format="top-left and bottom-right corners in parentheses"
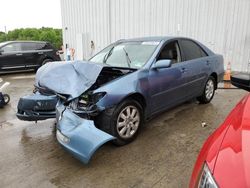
top-left (0, 73), bottom-right (247, 188)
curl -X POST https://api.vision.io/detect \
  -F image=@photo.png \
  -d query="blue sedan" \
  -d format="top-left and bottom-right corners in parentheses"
top-left (18, 36), bottom-right (224, 163)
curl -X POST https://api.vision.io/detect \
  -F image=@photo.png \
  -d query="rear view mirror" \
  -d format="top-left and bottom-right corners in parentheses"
top-left (231, 73), bottom-right (250, 91)
top-left (153, 59), bottom-right (172, 69)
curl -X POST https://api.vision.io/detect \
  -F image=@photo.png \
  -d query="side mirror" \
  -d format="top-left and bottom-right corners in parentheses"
top-left (231, 73), bottom-right (250, 91)
top-left (152, 59), bottom-right (172, 69)
top-left (0, 49), bottom-right (3, 55)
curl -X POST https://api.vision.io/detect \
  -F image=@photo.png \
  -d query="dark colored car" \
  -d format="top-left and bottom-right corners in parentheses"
top-left (17, 36), bottom-right (224, 163)
top-left (190, 73), bottom-right (250, 188)
top-left (0, 41), bottom-right (61, 73)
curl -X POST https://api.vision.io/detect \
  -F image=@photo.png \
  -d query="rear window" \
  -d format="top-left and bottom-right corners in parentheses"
top-left (21, 43), bottom-right (37, 51)
top-left (180, 40), bottom-right (207, 61)
top-left (36, 43), bottom-right (47, 50)
top-left (43, 43), bottom-right (53, 49)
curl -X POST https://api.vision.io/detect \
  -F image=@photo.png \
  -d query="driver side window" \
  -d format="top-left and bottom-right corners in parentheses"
top-left (157, 41), bottom-right (181, 64)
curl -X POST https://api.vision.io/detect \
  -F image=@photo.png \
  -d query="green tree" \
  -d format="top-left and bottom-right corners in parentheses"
top-left (0, 27), bottom-right (62, 49)
top-left (39, 30), bottom-right (56, 44)
top-left (0, 32), bottom-right (7, 42)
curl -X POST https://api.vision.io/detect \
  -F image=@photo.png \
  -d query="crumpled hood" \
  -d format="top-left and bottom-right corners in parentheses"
top-left (35, 61), bottom-right (104, 100)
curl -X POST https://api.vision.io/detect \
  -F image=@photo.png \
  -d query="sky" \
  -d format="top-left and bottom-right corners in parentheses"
top-left (0, 0), bottom-right (62, 32)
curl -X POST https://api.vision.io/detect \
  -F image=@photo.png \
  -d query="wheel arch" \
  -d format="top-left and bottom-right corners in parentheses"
top-left (114, 92), bottom-right (147, 119)
top-left (123, 92), bottom-right (147, 109)
top-left (210, 72), bottom-right (218, 89)
top-left (40, 56), bottom-right (53, 65)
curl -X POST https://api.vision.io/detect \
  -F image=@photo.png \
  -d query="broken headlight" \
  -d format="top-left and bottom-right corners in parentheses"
top-left (90, 92), bottom-right (106, 104)
top-left (70, 92), bottom-right (106, 111)
top-left (78, 94), bottom-right (89, 106)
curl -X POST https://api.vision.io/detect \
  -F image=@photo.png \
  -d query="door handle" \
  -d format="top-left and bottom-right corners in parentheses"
top-left (38, 52), bottom-right (44, 55)
top-left (16, 53), bottom-right (23, 56)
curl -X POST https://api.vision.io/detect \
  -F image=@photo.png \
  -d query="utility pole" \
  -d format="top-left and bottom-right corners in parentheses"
top-left (4, 26), bottom-right (7, 40)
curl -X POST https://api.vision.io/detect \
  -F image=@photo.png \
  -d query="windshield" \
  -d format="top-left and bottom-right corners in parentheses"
top-left (90, 41), bottom-right (159, 68)
top-left (0, 42), bottom-right (9, 48)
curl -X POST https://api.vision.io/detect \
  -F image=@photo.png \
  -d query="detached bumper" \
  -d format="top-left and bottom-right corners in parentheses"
top-left (56, 106), bottom-right (115, 163)
top-left (17, 111), bottom-right (55, 121)
top-left (17, 93), bottom-right (57, 121)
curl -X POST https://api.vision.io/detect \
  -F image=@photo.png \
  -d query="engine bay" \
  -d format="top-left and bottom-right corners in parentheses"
top-left (88, 67), bottom-right (135, 90)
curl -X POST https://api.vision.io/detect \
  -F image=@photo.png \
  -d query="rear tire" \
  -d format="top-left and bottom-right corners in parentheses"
top-left (41, 58), bottom-right (52, 66)
top-left (35, 58), bottom-right (52, 72)
top-left (197, 76), bottom-right (216, 104)
top-left (3, 94), bottom-right (10, 104)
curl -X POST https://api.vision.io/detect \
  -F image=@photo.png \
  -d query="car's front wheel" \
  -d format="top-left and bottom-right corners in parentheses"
top-left (97, 99), bottom-right (143, 146)
top-left (197, 76), bottom-right (216, 104)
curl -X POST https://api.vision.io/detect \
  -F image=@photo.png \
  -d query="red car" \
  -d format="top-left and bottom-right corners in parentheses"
top-left (190, 73), bottom-right (250, 188)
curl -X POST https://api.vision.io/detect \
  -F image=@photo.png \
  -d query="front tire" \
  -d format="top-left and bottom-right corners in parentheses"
top-left (197, 76), bottom-right (216, 104)
top-left (97, 99), bottom-right (144, 146)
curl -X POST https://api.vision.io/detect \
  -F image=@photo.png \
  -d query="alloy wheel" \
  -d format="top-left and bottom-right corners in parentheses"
top-left (205, 79), bottom-right (214, 100)
top-left (116, 105), bottom-right (140, 139)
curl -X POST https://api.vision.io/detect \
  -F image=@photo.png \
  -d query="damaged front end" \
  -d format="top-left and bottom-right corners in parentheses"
top-left (56, 104), bottom-right (115, 163)
top-left (55, 90), bottom-right (115, 163)
top-left (67, 92), bottom-right (106, 118)
top-left (17, 61), bottom-right (134, 163)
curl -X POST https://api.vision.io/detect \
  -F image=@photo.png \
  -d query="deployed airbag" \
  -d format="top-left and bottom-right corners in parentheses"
top-left (35, 61), bottom-right (104, 100)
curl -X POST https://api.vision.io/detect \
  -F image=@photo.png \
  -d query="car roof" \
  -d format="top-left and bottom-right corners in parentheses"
top-left (118, 36), bottom-right (194, 42)
top-left (0, 41), bottom-right (48, 48)
top-left (116, 36), bottom-right (214, 55)
top-left (2, 41), bottom-right (47, 44)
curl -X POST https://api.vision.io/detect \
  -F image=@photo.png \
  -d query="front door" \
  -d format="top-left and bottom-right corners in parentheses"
top-left (148, 40), bottom-right (189, 113)
top-left (0, 42), bottom-right (25, 71)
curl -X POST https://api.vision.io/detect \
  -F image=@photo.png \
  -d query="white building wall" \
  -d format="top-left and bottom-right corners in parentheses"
top-left (61, 0), bottom-right (250, 72)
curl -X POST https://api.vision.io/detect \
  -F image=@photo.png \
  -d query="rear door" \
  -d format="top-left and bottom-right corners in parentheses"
top-left (0, 42), bottom-right (24, 71)
top-left (178, 39), bottom-right (211, 98)
top-left (148, 40), bottom-right (190, 113)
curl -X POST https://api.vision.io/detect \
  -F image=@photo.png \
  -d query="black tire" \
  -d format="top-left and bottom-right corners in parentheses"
top-left (96, 99), bottom-right (144, 146)
top-left (41, 58), bottom-right (52, 66)
top-left (3, 94), bottom-right (10, 104)
top-left (197, 76), bottom-right (216, 104)
top-left (35, 59), bottom-right (52, 72)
